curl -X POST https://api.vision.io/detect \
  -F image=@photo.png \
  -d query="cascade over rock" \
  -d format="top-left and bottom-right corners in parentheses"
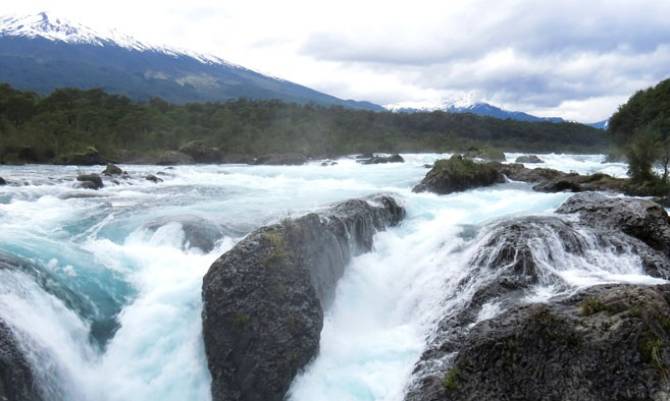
top-left (201, 195), bottom-right (405, 401)
top-left (557, 192), bottom-right (670, 256)
top-left (413, 284), bottom-right (670, 401)
top-left (406, 194), bottom-right (670, 401)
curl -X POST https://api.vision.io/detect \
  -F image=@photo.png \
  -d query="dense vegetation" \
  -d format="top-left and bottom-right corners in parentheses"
top-left (0, 84), bottom-right (607, 164)
top-left (609, 78), bottom-right (670, 193)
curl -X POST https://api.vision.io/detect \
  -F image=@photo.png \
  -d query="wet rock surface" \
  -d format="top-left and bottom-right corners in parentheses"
top-left (411, 284), bottom-right (670, 401)
top-left (0, 319), bottom-right (43, 401)
top-left (102, 164), bottom-right (123, 176)
top-left (358, 154), bottom-right (405, 165)
top-left (143, 215), bottom-right (229, 253)
top-left (202, 195), bottom-right (405, 401)
top-left (76, 174), bottom-right (103, 190)
top-left (558, 192), bottom-right (670, 257)
top-left (413, 155), bottom-right (504, 194)
top-left (407, 195), bottom-right (670, 401)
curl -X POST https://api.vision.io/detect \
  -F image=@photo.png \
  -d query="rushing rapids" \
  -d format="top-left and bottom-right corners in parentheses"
top-left (1, 153), bottom-right (668, 401)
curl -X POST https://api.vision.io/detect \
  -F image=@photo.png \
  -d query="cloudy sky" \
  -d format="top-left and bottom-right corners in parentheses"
top-left (5, 0), bottom-right (670, 122)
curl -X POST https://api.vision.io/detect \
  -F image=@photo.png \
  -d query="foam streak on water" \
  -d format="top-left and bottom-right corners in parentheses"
top-left (0, 153), bottom-right (655, 401)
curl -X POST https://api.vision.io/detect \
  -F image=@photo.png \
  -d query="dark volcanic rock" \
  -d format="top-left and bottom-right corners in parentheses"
top-left (495, 163), bottom-right (628, 193)
top-left (413, 284), bottom-right (670, 401)
top-left (0, 319), bottom-right (43, 401)
top-left (407, 209), bottom-right (670, 401)
top-left (202, 195), bottom-right (405, 401)
top-left (413, 155), bottom-right (505, 194)
top-left (358, 154), bottom-right (405, 165)
top-left (514, 154), bottom-right (543, 163)
top-left (76, 174), bottom-right (103, 190)
top-left (558, 192), bottom-right (670, 257)
top-left (145, 174), bottom-right (163, 183)
top-left (102, 164), bottom-right (123, 176)
top-left (253, 153), bottom-right (307, 166)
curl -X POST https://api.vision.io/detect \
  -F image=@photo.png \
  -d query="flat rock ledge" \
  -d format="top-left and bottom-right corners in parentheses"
top-left (202, 195), bottom-right (405, 401)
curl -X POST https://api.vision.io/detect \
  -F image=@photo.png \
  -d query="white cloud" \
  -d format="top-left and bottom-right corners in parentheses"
top-left (3, 0), bottom-right (670, 121)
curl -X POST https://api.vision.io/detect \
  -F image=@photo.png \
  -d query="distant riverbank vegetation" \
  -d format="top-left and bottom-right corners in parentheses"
top-left (609, 77), bottom-right (670, 195)
top-left (0, 84), bottom-right (607, 164)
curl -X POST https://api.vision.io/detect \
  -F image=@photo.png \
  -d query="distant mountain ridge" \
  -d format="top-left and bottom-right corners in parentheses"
top-left (386, 101), bottom-right (566, 123)
top-left (0, 12), bottom-right (383, 110)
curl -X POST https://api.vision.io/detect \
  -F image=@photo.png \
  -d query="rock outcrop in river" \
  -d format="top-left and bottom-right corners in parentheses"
top-left (413, 155), bottom-right (504, 194)
top-left (420, 284), bottom-right (670, 401)
top-left (0, 319), bottom-right (43, 401)
top-left (414, 157), bottom-right (636, 195)
top-left (202, 195), bottom-right (405, 401)
top-left (406, 193), bottom-right (670, 401)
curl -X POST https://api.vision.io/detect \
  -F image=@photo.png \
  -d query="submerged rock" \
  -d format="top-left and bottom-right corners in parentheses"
top-left (358, 154), bottom-right (405, 165)
top-left (143, 215), bottom-right (228, 253)
top-left (145, 174), bottom-right (163, 183)
top-left (0, 176), bottom-right (6, 185)
top-left (0, 319), bottom-right (43, 401)
top-left (413, 155), bottom-right (504, 194)
top-left (413, 284), bottom-right (670, 401)
top-left (202, 195), bottom-right (405, 401)
top-left (102, 164), bottom-right (123, 176)
top-left (76, 174), bottom-right (103, 190)
top-left (514, 154), bottom-right (543, 163)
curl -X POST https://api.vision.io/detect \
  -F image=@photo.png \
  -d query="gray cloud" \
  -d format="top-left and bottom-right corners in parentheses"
top-left (300, 0), bottom-right (670, 116)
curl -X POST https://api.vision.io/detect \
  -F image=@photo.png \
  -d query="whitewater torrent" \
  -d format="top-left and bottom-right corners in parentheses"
top-left (0, 153), bottom-right (654, 401)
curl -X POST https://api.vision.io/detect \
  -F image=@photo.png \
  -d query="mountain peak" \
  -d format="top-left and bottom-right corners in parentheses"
top-left (0, 12), bottom-right (238, 66)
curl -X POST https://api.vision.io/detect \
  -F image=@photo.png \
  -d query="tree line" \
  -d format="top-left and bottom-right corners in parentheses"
top-left (0, 84), bottom-right (608, 163)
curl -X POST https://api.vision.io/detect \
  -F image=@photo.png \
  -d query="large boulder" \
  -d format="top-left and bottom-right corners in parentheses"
top-left (202, 195), bottom-right (405, 401)
top-left (557, 192), bottom-right (670, 257)
top-left (0, 319), bottom-right (43, 401)
top-left (102, 164), bottom-right (123, 176)
top-left (413, 155), bottom-right (505, 194)
top-left (413, 284), bottom-right (670, 401)
top-left (76, 174), bottom-right (103, 190)
top-left (407, 206), bottom-right (670, 401)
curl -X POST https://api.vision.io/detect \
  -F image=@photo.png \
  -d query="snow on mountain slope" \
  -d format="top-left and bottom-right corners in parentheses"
top-left (0, 12), bottom-right (240, 67)
top-left (385, 99), bottom-right (566, 123)
top-left (0, 12), bottom-right (382, 110)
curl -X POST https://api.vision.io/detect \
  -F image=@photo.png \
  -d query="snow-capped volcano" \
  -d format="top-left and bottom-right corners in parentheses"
top-left (0, 12), bottom-right (382, 109)
top-left (0, 12), bottom-right (235, 66)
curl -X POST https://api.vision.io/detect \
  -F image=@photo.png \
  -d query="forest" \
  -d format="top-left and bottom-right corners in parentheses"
top-left (0, 84), bottom-right (608, 163)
